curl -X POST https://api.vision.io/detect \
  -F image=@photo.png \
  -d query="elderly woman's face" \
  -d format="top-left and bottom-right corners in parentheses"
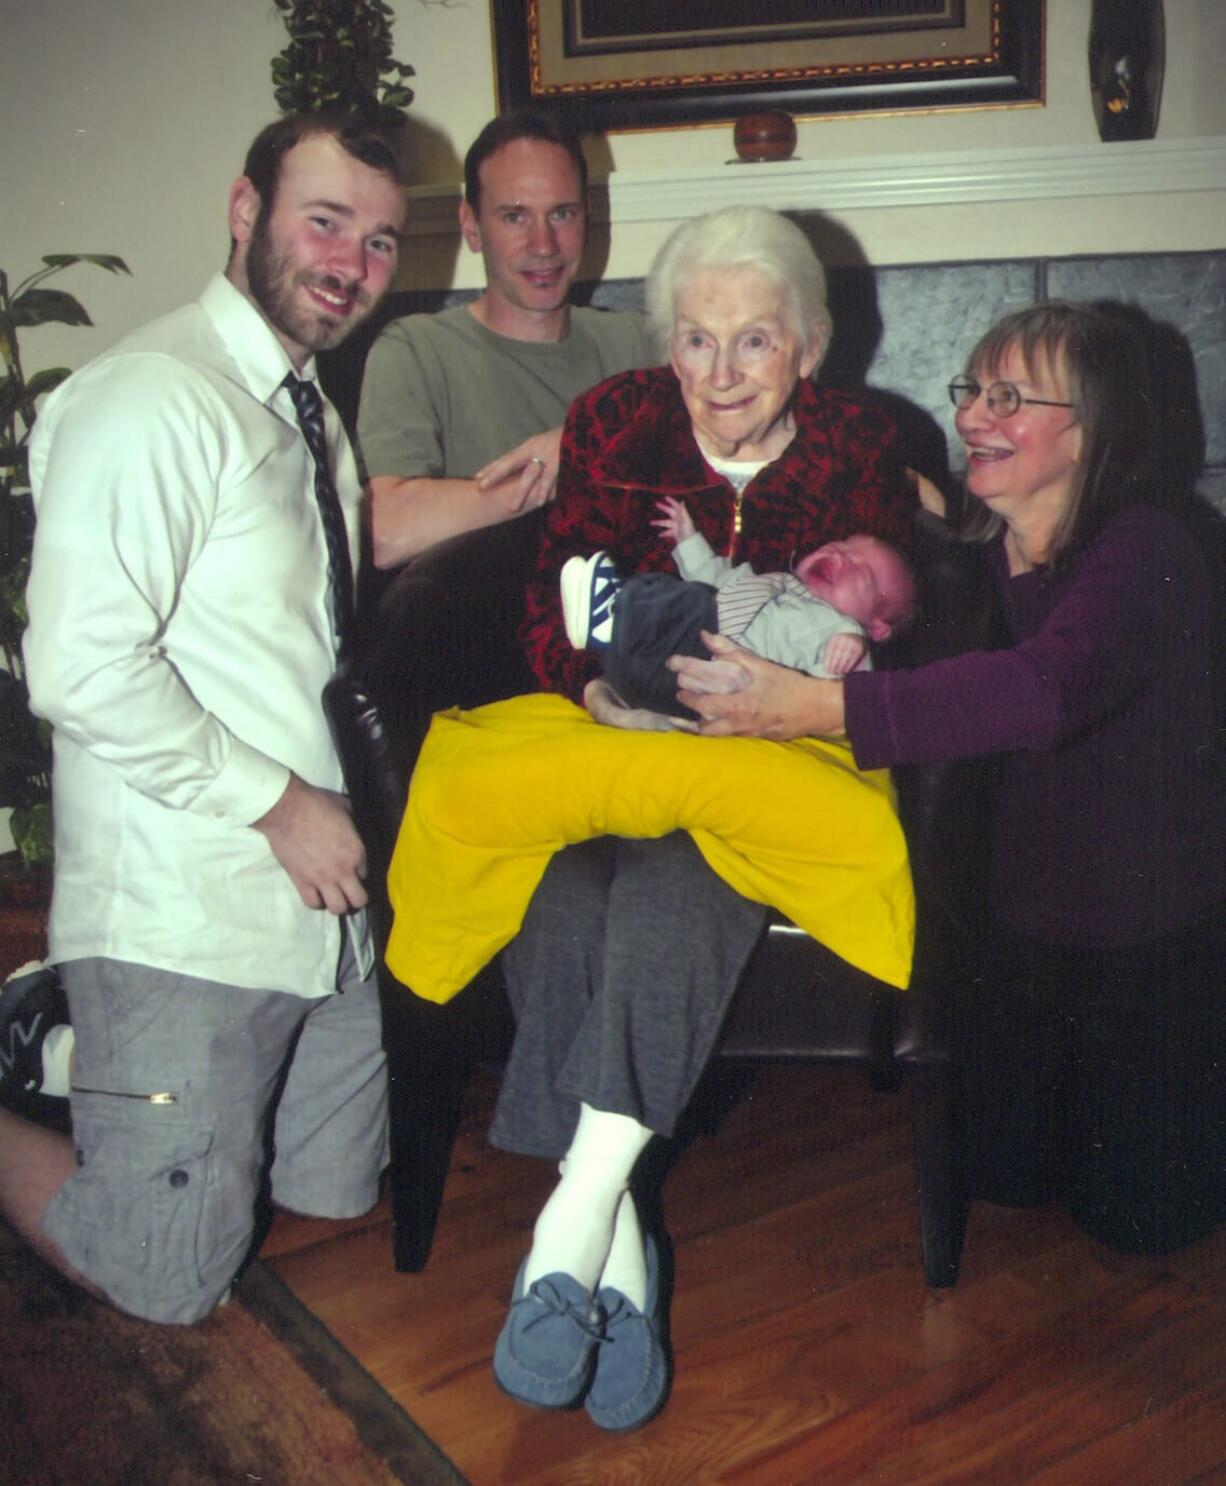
top-left (670, 267), bottom-right (821, 462)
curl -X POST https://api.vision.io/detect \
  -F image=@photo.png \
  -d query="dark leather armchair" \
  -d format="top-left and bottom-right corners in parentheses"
top-left (326, 511), bottom-right (974, 1289)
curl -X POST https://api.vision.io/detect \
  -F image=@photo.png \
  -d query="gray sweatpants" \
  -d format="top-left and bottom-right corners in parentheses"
top-left (488, 831), bottom-right (767, 1158)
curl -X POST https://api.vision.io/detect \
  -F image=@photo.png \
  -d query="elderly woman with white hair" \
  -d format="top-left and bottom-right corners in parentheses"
top-left (484, 205), bottom-right (917, 1428)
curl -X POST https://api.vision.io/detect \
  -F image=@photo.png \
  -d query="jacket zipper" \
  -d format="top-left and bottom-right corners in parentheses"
top-left (729, 487), bottom-right (745, 561)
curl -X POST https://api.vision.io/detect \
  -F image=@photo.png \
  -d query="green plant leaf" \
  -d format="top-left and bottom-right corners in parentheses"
top-left (41, 254), bottom-right (130, 275)
top-left (5, 289), bottom-right (93, 330)
top-left (0, 551), bottom-right (31, 611)
top-left (23, 367), bottom-right (71, 400)
top-left (10, 803), bottom-right (54, 867)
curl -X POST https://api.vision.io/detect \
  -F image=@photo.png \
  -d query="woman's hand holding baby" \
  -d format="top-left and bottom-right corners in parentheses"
top-left (670, 632), bottom-right (847, 740)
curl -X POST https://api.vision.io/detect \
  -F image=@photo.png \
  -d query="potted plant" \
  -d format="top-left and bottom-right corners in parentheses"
top-left (0, 253), bottom-right (131, 879)
top-left (271, 0), bottom-right (414, 129)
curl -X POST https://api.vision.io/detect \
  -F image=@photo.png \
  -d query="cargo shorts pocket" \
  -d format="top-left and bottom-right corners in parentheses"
top-left (50, 1088), bottom-right (238, 1324)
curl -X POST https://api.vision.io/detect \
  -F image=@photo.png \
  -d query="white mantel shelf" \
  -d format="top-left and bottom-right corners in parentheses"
top-left (402, 135), bottom-right (1226, 237)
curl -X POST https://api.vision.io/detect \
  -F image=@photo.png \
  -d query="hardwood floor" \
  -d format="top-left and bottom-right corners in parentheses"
top-left (264, 1062), bottom-right (1226, 1486)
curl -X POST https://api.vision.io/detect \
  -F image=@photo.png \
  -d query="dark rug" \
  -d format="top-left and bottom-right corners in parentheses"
top-left (0, 1227), bottom-right (465, 1486)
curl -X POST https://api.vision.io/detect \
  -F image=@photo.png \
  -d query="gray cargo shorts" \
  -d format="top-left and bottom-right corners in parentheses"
top-left (43, 944), bottom-right (387, 1324)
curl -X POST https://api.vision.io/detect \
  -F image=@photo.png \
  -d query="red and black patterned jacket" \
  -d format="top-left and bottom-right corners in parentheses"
top-left (520, 366), bottom-right (917, 702)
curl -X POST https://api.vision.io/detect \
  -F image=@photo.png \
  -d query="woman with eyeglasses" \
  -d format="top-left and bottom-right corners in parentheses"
top-left (674, 298), bottom-right (1226, 1258)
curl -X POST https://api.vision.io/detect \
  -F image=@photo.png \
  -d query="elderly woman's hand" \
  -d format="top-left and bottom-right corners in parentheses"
top-left (475, 427), bottom-right (563, 513)
top-left (669, 632), bottom-right (847, 740)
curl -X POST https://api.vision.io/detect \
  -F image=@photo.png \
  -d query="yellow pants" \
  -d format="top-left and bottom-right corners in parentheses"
top-left (386, 693), bottom-right (914, 1003)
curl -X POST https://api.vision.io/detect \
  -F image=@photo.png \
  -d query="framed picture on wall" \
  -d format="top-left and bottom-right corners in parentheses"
top-left (491, 0), bottom-right (1044, 133)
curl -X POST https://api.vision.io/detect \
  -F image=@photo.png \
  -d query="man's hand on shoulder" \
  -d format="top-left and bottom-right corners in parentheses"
top-left (253, 773), bottom-right (368, 914)
top-left (475, 428), bottom-right (562, 513)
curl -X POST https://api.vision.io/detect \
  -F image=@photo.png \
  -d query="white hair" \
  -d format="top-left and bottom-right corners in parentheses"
top-left (645, 206), bottom-right (832, 367)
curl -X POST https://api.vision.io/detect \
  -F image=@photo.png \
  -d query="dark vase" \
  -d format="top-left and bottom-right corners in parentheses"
top-left (1089, 0), bottom-right (1165, 142)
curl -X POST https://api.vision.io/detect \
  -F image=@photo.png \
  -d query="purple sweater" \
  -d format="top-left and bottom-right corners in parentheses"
top-left (845, 506), bottom-right (1224, 947)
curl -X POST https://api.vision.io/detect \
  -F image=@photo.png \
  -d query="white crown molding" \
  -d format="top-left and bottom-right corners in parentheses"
top-left (402, 135), bottom-right (1226, 239)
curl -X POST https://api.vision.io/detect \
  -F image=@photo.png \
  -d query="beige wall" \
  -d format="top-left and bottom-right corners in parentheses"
top-left (3, 0), bottom-right (1224, 366)
top-left (3, 0), bottom-right (280, 371)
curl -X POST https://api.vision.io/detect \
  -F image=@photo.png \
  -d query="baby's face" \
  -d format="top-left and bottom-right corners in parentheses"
top-left (794, 535), bottom-right (912, 639)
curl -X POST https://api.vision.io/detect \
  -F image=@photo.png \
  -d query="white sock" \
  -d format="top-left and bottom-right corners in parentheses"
top-left (595, 1189), bottom-right (649, 1310)
top-left (40, 1024), bottom-right (75, 1097)
top-left (523, 1104), bottom-right (652, 1295)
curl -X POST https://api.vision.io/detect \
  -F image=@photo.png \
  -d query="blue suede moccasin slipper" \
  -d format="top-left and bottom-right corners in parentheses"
top-left (585, 1234), bottom-right (670, 1432)
top-left (493, 1260), bottom-right (605, 1410)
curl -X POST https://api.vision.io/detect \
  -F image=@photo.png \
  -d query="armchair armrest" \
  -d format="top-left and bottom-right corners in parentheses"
top-left (325, 512), bottom-right (544, 904)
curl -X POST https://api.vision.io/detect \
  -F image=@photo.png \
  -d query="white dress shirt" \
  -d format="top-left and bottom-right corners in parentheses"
top-left (25, 274), bottom-right (372, 997)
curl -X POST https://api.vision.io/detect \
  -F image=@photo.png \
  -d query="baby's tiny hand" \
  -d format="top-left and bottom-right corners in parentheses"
top-left (651, 496), bottom-right (696, 546)
top-left (822, 632), bottom-right (868, 677)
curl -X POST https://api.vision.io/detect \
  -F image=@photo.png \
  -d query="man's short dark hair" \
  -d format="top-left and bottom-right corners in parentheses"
top-left (242, 112), bottom-right (405, 212)
top-left (463, 112), bottom-right (587, 212)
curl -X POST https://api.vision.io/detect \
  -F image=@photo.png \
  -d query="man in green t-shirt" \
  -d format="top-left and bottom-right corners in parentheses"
top-left (358, 114), bottom-right (657, 569)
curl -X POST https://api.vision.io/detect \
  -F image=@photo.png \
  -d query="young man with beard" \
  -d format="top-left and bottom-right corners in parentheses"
top-left (359, 112), bottom-right (656, 568)
top-left (0, 114), bottom-right (406, 1324)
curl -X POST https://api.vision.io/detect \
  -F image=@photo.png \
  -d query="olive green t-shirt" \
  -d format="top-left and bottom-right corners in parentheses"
top-left (356, 303), bottom-right (658, 481)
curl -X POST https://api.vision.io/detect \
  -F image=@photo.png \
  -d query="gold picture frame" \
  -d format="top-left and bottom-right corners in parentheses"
top-left (492, 0), bottom-right (1044, 132)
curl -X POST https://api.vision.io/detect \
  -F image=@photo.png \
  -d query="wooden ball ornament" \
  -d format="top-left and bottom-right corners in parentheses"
top-left (733, 110), bottom-right (797, 163)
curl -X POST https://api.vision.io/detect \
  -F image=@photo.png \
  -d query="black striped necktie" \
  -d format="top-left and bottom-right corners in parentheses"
top-left (283, 373), bottom-right (355, 660)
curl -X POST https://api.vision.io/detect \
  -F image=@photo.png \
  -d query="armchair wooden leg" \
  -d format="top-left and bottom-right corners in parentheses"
top-left (380, 991), bottom-right (470, 1273)
top-left (906, 1050), bottom-right (967, 1289)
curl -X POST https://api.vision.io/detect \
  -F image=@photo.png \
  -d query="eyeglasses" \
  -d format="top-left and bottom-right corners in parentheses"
top-left (947, 377), bottom-right (1074, 418)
